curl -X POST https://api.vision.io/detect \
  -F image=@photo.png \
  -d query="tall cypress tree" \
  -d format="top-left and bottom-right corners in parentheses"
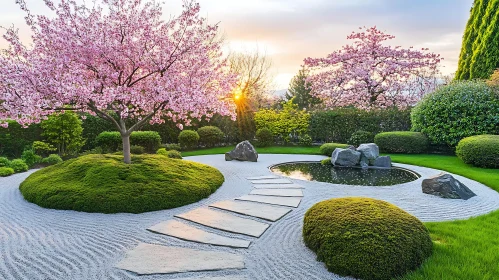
top-left (456, 0), bottom-right (499, 80)
top-left (285, 67), bottom-right (322, 110)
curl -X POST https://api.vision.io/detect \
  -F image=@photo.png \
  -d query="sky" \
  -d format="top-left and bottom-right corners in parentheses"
top-left (0, 0), bottom-right (473, 89)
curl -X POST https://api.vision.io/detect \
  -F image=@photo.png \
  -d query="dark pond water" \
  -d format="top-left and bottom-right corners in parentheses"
top-left (270, 162), bottom-right (419, 186)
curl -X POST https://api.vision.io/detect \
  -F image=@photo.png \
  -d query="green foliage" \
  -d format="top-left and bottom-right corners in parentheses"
top-left (41, 111), bottom-right (85, 156)
top-left (41, 154), bottom-right (63, 165)
top-left (0, 120), bottom-right (42, 158)
top-left (456, 135), bottom-right (499, 168)
top-left (303, 197), bottom-right (432, 280)
top-left (20, 154), bottom-right (224, 213)
top-left (167, 150), bottom-right (182, 159)
top-left (298, 134), bottom-right (313, 146)
top-left (81, 114), bottom-right (117, 150)
top-left (348, 130), bottom-right (375, 146)
top-left (319, 143), bottom-right (349, 156)
top-left (10, 159), bottom-right (29, 173)
top-left (255, 128), bottom-right (274, 147)
top-left (411, 81), bottom-right (499, 146)
top-left (310, 108), bottom-right (411, 144)
top-left (456, 0), bottom-right (499, 80)
top-left (254, 100), bottom-right (310, 143)
top-left (0, 157), bottom-right (10, 167)
top-left (285, 67), bottom-right (321, 110)
top-left (178, 130), bottom-right (200, 150)
top-left (21, 149), bottom-right (42, 168)
top-left (197, 126), bottom-right (225, 147)
top-left (130, 145), bottom-right (145, 155)
top-left (320, 157), bottom-right (332, 166)
top-left (0, 167), bottom-right (15, 177)
top-left (32, 141), bottom-right (57, 157)
top-left (156, 148), bottom-right (168, 155)
top-left (130, 131), bottom-right (161, 153)
top-left (161, 143), bottom-right (181, 151)
top-left (375, 132), bottom-right (429, 154)
top-left (95, 131), bottom-right (122, 152)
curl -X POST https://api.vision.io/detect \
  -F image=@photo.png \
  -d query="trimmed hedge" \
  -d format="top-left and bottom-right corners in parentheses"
top-left (95, 131), bottom-right (122, 152)
top-left (375, 132), bottom-right (429, 154)
top-left (348, 130), bottom-right (375, 147)
top-left (167, 150), bottom-right (182, 159)
top-left (178, 130), bottom-right (200, 150)
top-left (130, 131), bottom-right (161, 153)
top-left (130, 145), bottom-right (145, 154)
top-left (255, 128), bottom-right (273, 147)
top-left (456, 135), bottom-right (499, 168)
top-left (412, 81), bottom-right (499, 146)
top-left (303, 197), bottom-right (432, 280)
top-left (198, 126), bottom-right (224, 147)
top-left (10, 159), bottom-right (29, 173)
top-left (319, 143), bottom-right (349, 156)
top-left (0, 167), bottom-right (15, 177)
top-left (162, 143), bottom-right (181, 151)
top-left (41, 154), bottom-right (63, 166)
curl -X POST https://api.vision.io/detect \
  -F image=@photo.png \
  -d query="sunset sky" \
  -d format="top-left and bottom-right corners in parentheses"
top-left (1, 0), bottom-right (473, 89)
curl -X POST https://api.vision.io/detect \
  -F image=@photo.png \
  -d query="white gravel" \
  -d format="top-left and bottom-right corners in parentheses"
top-left (1, 154), bottom-right (498, 280)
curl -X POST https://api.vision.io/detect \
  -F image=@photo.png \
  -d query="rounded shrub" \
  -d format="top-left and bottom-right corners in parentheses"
top-left (298, 134), bottom-right (313, 146)
top-left (411, 81), bottom-right (499, 146)
top-left (375, 132), bottom-right (429, 154)
top-left (178, 130), bottom-right (200, 150)
top-left (21, 149), bottom-right (42, 168)
top-left (10, 159), bottom-right (29, 173)
top-left (156, 148), bottom-right (168, 155)
top-left (167, 150), bottom-right (182, 159)
top-left (0, 167), bottom-right (15, 177)
top-left (348, 130), bottom-right (375, 146)
top-left (320, 158), bottom-right (332, 166)
top-left (96, 131), bottom-right (122, 152)
top-left (319, 143), bottom-right (349, 156)
top-left (130, 145), bottom-right (145, 155)
top-left (130, 131), bottom-right (161, 153)
top-left (41, 154), bottom-right (63, 166)
top-left (303, 197), bottom-right (432, 280)
top-left (162, 143), bottom-right (181, 151)
top-left (197, 126), bottom-right (225, 147)
top-left (456, 135), bottom-right (499, 168)
top-left (0, 157), bottom-right (10, 168)
top-left (255, 128), bottom-right (274, 147)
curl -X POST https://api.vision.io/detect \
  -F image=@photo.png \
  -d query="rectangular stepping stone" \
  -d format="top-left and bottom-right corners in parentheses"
top-left (246, 175), bottom-right (280, 180)
top-left (250, 179), bottom-right (293, 184)
top-left (236, 195), bottom-right (302, 208)
top-left (148, 220), bottom-right (250, 248)
top-left (115, 243), bottom-right (245, 275)
top-left (250, 189), bottom-right (303, 197)
top-left (175, 208), bottom-right (270, 237)
top-left (253, 183), bottom-right (304, 189)
top-left (210, 200), bottom-right (291, 222)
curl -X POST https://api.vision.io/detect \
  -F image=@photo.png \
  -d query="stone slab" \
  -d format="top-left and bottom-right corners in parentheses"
top-left (210, 200), bottom-right (291, 222)
top-left (249, 189), bottom-right (303, 197)
top-left (236, 195), bottom-right (302, 208)
top-left (175, 208), bottom-right (270, 237)
top-left (252, 183), bottom-right (304, 189)
top-left (115, 243), bottom-right (245, 275)
top-left (250, 179), bottom-right (293, 184)
top-left (246, 175), bottom-right (280, 180)
top-left (147, 220), bottom-right (250, 248)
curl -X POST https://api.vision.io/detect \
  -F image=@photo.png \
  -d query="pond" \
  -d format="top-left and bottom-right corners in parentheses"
top-left (270, 162), bottom-right (419, 186)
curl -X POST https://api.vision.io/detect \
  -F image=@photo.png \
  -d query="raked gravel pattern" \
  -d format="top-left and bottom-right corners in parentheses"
top-left (1, 154), bottom-right (499, 280)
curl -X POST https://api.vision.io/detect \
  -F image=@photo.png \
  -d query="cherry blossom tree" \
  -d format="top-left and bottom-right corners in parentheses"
top-left (0, 0), bottom-right (236, 163)
top-left (304, 27), bottom-right (442, 110)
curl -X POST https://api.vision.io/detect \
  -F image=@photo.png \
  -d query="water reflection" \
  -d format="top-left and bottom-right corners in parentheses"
top-left (270, 162), bottom-right (419, 186)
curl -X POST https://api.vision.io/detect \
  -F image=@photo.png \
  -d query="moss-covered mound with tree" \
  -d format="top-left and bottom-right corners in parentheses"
top-left (20, 154), bottom-right (224, 213)
top-left (303, 197), bottom-right (432, 280)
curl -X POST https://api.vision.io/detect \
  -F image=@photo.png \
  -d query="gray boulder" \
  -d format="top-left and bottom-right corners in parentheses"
top-left (331, 148), bottom-right (361, 167)
top-left (356, 143), bottom-right (379, 162)
top-left (422, 173), bottom-right (476, 200)
top-left (225, 141), bottom-right (258, 162)
top-left (373, 156), bottom-right (391, 168)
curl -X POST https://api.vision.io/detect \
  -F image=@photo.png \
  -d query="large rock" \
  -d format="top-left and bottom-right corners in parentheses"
top-left (422, 173), bottom-right (476, 200)
top-left (373, 156), bottom-right (392, 168)
top-left (356, 143), bottom-right (379, 162)
top-left (331, 148), bottom-right (361, 167)
top-left (225, 141), bottom-right (258, 162)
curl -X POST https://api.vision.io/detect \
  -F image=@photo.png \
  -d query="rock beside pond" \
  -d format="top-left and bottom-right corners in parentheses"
top-left (357, 143), bottom-right (379, 162)
top-left (373, 156), bottom-right (392, 168)
top-left (225, 141), bottom-right (258, 162)
top-left (331, 148), bottom-right (361, 167)
top-left (422, 173), bottom-right (476, 200)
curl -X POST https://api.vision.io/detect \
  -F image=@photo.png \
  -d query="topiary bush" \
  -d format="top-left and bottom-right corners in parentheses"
top-left (298, 134), bottom-right (313, 146)
top-left (130, 145), bottom-right (145, 154)
top-left (319, 143), bottom-right (349, 156)
top-left (21, 149), bottom-right (42, 168)
top-left (303, 197), bottom-right (432, 280)
top-left (41, 154), bottom-right (63, 166)
top-left (178, 130), bottom-right (200, 150)
top-left (197, 126), bottom-right (225, 147)
top-left (130, 131), bottom-right (161, 153)
top-left (0, 157), bottom-right (10, 168)
top-left (96, 131), bottom-right (122, 152)
top-left (375, 132), bottom-right (429, 154)
top-left (10, 159), bottom-right (29, 173)
top-left (348, 130), bottom-right (375, 147)
top-left (0, 167), bottom-right (15, 177)
top-left (167, 150), bottom-right (182, 159)
top-left (255, 128), bottom-right (274, 147)
top-left (456, 135), bottom-right (499, 168)
top-left (411, 81), bottom-right (499, 146)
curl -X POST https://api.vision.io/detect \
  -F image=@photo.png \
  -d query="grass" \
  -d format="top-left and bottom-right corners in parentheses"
top-left (20, 154), bottom-right (224, 213)
top-left (182, 145), bottom-right (322, 157)
top-left (185, 146), bottom-right (499, 279)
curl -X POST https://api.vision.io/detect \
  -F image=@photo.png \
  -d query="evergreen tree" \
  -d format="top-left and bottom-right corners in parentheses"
top-left (285, 67), bottom-right (322, 110)
top-left (41, 112), bottom-right (85, 156)
top-left (456, 0), bottom-right (499, 80)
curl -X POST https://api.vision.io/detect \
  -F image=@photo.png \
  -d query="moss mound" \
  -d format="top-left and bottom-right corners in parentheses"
top-left (303, 197), bottom-right (432, 280)
top-left (456, 135), bottom-right (499, 168)
top-left (20, 154), bottom-right (224, 213)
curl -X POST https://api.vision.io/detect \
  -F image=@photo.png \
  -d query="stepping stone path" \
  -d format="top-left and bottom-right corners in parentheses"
top-left (116, 173), bottom-right (304, 277)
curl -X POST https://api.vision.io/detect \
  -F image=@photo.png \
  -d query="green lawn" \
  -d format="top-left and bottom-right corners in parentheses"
top-left (182, 145), bottom-right (322, 157)
top-left (185, 146), bottom-right (499, 279)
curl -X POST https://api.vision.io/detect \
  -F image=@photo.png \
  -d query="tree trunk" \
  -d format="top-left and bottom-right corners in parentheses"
top-left (121, 133), bottom-right (131, 164)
